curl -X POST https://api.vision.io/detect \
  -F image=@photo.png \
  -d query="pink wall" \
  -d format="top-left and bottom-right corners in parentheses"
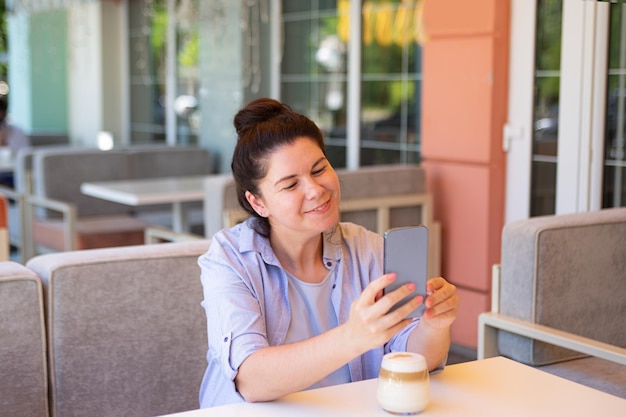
top-left (421, 0), bottom-right (510, 348)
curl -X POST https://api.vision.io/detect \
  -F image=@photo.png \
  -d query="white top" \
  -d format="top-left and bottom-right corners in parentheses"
top-left (285, 270), bottom-right (352, 389)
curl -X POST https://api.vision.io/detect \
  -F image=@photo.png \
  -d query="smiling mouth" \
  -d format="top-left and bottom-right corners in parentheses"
top-left (307, 199), bottom-right (331, 213)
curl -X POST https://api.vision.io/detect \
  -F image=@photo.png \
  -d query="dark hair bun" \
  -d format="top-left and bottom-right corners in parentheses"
top-left (234, 98), bottom-right (288, 136)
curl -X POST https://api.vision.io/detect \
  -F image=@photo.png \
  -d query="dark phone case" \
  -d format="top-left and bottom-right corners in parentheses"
top-left (383, 225), bottom-right (428, 318)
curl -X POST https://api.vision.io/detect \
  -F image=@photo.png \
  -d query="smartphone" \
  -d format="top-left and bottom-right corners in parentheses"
top-left (383, 225), bottom-right (429, 318)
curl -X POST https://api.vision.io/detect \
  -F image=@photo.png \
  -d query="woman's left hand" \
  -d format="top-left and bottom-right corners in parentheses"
top-left (421, 277), bottom-right (459, 329)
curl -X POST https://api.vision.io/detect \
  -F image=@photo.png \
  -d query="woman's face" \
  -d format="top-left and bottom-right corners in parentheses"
top-left (246, 137), bottom-right (340, 238)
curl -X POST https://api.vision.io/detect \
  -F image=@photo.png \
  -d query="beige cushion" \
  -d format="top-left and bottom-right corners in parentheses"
top-left (0, 262), bottom-right (48, 417)
top-left (498, 207), bottom-right (626, 365)
top-left (26, 240), bottom-right (211, 417)
top-left (336, 164), bottom-right (426, 231)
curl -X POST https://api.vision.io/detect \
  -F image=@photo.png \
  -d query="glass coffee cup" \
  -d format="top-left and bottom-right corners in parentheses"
top-left (377, 352), bottom-right (430, 415)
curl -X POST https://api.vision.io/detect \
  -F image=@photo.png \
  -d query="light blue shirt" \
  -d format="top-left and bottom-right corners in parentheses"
top-left (198, 219), bottom-right (418, 408)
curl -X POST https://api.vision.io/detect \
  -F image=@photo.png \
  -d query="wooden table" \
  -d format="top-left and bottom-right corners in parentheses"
top-left (158, 356), bottom-right (626, 417)
top-left (81, 176), bottom-right (207, 232)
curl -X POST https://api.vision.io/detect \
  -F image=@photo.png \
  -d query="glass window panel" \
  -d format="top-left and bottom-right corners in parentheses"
top-left (604, 4), bottom-right (626, 208)
top-left (361, 2), bottom-right (420, 75)
top-left (281, 20), bottom-right (318, 75)
top-left (530, 0), bottom-right (562, 217)
top-left (128, 0), bottom-right (167, 144)
top-left (128, 0), bottom-right (201, 146)
top-left (281, 0), bottom-right (423, 169)
top-left (282, 1), bottom-right (347, 167)
top-left (533, 76), bottom-right (559, 157)
top-left (530, 161), bottom-right (557, 216)
top-left (175, 4), bottom-right (200, 146)
top-left (360, 0), bottom-right (422, 166)
top-left (361, 80), bottom-right (418, 140)
top-left (283, 1), bottom-right (337, 14)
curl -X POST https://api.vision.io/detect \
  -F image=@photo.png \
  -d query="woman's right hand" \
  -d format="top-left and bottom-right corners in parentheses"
top-left (343, 273), bottom-right (422, 354)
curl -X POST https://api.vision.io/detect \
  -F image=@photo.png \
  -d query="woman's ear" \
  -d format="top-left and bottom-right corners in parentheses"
top-left (245, 191), bottom-right (268, 218)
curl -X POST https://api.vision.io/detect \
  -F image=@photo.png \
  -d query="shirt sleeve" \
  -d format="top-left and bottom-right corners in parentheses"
top-left (386, 317), bottom-right (447, 373)
top-left (199, 241), bottom-right (270, 382)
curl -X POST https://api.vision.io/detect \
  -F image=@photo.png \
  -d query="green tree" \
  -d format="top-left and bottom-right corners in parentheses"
top-left (0, 1), bottom-right (7, 80)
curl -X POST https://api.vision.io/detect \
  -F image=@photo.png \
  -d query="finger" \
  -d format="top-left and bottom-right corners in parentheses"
top-left (353, 274), bottom-right (396, 313)
top-left (424, 292), bottom-right (459, 321)
top-left (423, 306), bottom-right (458, 328)
top-left (425, 281), bottom-right (456, 309)
top-left (389, 294), bottom-right (424, 320)
top-left (363, 273), bottom-right (397, 300)
top-left (426, 277), bottom-right (446, 294)
top-left (375, 282), bottom-right (421, 318)
top-left (372, 298), bottom-right (419, 337)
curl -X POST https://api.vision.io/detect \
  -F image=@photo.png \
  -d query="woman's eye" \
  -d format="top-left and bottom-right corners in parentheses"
top-left (313, 166), bottom-right (326, 176)
top-left (283, 182), bottom-right (297, 190)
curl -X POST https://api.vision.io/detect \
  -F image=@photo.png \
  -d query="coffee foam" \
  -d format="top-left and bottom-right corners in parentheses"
top-left (381, 352), bottom-right (427, 373)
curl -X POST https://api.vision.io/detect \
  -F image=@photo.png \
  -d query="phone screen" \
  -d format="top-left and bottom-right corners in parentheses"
top-left (383, 225), bottom-right (428, 318)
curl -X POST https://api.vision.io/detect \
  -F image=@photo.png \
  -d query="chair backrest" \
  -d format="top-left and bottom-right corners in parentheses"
top-left (0, 261), bottom-right (49, 417)
top-left (336, 164), bottom-right (428, 233)
top-left (127, 145), bottom-right (213, 179)
top-left (26, 240), bottom-right (211, 417)
top-left (497, 207), bottom-right (626, 366)
top-left (14, 145), bottom-right (93, 195)
top-left (32, 149), bottom-right (132, 217)
top-left (203, 173), bottom-right (238, 238)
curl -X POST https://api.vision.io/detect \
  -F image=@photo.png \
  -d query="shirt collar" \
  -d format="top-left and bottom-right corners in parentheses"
top-left (238, 217), bottom-right (344, 270)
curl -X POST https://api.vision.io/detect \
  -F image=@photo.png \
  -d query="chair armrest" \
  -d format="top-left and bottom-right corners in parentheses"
top-left (144, 226), bottom-right (204, 244)
top-left (24, 194), bottom-right (78, 255)
top-left (478, 311), bottom-right (626, 366)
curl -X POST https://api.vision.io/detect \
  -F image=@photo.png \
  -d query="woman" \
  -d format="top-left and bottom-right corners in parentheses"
top-left (198, 98), bottom-right (458, 408)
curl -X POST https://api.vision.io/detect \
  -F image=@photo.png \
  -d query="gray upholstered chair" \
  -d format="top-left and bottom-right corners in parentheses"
top-left (0, 145), bottom-right (92, 263)
top-left (26, 240), bottom-right (211, 417)
top-left (0, 261), bottom-right (49, 417)
top-left (27, 149), bottom-right (150, 255)
top-left (478, 207), bottom-right (626, 398)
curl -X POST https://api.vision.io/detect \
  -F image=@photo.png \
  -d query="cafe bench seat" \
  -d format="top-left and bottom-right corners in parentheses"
top-left (0, 261), bottom-right (49, 417)
top-left (26, 239), bottom-right (211, 417)
top-left (18, 145), bottom-right (212, 259)
top-left (31, 213), bottom-right (151, 250)
top-left (478, 207), bottom-right (626, 398)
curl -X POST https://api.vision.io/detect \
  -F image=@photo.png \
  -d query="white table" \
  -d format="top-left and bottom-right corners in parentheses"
top-left (81, 176), bottom-right (207, 232)
top-left (160, 356), bottom-right (626, 417)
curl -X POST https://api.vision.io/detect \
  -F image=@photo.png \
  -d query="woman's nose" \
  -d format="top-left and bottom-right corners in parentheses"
top-left (303, 177), bottom-right (324, 198)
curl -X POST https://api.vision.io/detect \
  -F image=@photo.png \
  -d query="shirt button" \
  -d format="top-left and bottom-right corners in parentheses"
top-left (223, 336), bottom-right (229, 343)
top-left (326, 261), bottom-right (332, 267)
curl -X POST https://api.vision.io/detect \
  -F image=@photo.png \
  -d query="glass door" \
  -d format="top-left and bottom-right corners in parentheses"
top-left (605, 5), bottom-right (626, 208)
top-left (505, 0), bottom-right (622, 223)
